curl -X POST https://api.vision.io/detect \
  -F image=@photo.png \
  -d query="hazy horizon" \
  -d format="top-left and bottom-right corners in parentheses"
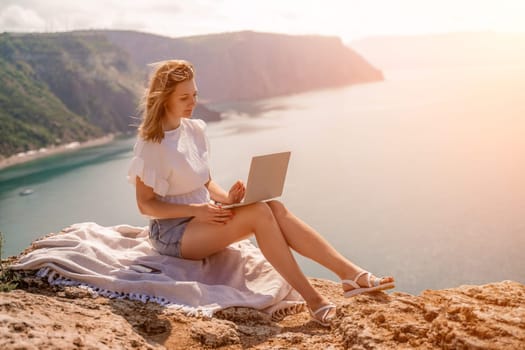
top-left (3, 26), bottom-right (525, 42)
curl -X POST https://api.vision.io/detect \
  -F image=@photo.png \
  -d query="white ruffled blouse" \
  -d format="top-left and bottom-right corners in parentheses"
top-left (127, 118), bottom-right (211, 207)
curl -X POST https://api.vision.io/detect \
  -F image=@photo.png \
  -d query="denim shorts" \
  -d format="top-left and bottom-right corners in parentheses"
top-left (148, 217), bottom-right (194, 258)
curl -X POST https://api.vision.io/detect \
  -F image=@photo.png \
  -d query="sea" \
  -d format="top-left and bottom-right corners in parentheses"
top-left (1, 65), bottom-right (524, 295)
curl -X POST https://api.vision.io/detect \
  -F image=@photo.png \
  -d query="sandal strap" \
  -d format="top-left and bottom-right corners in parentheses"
top-left (341, 279), bottom-right (360, 289)
top-left (312, 303), bottom-right (336, 322)
top-left (372, 275), bottom-right (381, 287)
top-left (354, 271), bottom-right (369, 283)
top-left (366, 273), bottom-right (386, 288)
top-left (342, 271), bottom-right (370, 289)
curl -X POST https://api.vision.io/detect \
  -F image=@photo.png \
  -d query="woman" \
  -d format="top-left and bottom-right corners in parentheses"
top-left (128, 60), bottom-right (395, 327)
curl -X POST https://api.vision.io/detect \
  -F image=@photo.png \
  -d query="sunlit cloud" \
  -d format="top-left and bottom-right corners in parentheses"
top-left (0, 5), bottom-right (46, 32)
top-left (1, 0), bottom-right (524, 41)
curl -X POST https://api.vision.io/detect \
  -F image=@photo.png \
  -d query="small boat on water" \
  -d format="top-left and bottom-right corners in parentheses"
top-left (19, 189), bottom-right (34, 196)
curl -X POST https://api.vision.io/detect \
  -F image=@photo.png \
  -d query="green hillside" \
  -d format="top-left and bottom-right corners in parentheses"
top-left (0, 37), bottom-right (102, 156)
top-left (0, 32), bottom-right (144, 157)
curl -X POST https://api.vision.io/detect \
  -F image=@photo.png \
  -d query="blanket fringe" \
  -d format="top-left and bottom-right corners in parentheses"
top-left (36, 267), bottom-right (215, 318)
top-left (270, 303), bottom-right (306, 322)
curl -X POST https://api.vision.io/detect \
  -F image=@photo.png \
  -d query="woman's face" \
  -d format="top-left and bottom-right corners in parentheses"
top-left (165, 79), bottom-right (198, 120)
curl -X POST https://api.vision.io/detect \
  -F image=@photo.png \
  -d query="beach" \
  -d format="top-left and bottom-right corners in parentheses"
top-left (0, 134), bottom-right (116, 171)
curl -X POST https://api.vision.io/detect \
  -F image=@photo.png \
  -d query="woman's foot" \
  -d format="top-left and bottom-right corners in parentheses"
top-left (307, 297), bottom-right (337, 327)
top-left (341, 270), bottom-right (395, 298)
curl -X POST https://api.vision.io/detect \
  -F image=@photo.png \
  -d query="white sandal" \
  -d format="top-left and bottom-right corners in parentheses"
top-left (342, 271), bottom-right (395, 298)
top-left (308, 303), bottom-right (336, 327)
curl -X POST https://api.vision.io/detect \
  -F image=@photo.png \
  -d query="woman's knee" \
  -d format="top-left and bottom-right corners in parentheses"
top-left (266, 200), bottom-right (288, 218)
top-left (237, 201), bottom-right (275, 223)
top-left (252, 201), bottom-right (275, 220)
top-left (228, 202), bottom-right (272, 232)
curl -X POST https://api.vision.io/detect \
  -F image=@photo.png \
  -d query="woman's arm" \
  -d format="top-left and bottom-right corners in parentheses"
top-left (135, 176), bottom-right (232, 224)
top-left (136, 176), bottom-right (196, 218)
top-left (205, 179), bottom-right (230, 204)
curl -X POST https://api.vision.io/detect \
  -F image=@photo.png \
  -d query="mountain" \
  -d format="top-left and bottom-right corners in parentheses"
top-left (103, 30), bottom-right (383, 103)
top-left (0, 30), bottom-right (383, 158)
top-left (350, 32), bottom-right (525, 70)
top-left (0, 32), bottom-right (115, 157)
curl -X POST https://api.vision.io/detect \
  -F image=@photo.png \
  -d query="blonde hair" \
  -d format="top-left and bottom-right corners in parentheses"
top-left (138, 60), bottom-right (195, 142)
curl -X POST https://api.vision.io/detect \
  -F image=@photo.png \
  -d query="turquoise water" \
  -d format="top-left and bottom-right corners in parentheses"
top-left (1, 66), bottom-right (524, 294)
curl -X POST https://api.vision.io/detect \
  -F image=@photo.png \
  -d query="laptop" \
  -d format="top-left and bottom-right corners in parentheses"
top-left (220, 151), bottom-right (291, 209)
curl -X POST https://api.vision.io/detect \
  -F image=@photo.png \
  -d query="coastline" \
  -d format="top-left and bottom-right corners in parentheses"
top-left (0, 134), bottom-right (116, 171)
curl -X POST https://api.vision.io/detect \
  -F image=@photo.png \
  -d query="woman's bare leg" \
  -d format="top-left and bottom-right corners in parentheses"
top-left (266, 200), bottom-right (394, 290)
top-left (180, 202), bottom-right (334, 313)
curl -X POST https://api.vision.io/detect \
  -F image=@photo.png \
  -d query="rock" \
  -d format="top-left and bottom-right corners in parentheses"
top-left (0, 276), bottom-right (524, 349)
top-left (190, 319), bottom-right (240, 347)
top-left (337, 280), bottom-right (525, 350)
top-left (0, 289), bottom-right (157, 350)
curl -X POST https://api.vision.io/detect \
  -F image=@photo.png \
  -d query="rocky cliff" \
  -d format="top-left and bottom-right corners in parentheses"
top-left (0, 271), bottom-right (523, 349)
top-left (103, 30), bottom-right (384, 103)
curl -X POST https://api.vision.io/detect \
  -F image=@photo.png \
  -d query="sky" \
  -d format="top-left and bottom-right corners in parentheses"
top-left (0, 0), bottom-right (524, 43)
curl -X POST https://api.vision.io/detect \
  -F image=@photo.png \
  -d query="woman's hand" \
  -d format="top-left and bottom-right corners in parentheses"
top-left (227, 180), bottom-right (245, 204)
top-left (191, 203), bottom-right (233, 225)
